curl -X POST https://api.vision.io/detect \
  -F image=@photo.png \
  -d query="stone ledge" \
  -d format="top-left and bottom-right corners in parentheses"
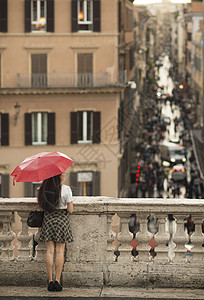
top-left (1, 261), bottom-right (204, 289)
top-left (0, 286), bottom-right (203, 299)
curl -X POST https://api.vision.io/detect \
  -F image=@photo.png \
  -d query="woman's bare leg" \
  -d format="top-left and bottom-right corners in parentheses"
top-left (46, 241), bottom-right (55, 282)
top-left (55, 242), bottom-right (65, 283)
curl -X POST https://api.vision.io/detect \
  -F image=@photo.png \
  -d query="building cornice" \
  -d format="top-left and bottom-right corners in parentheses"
top-left (0, 87), bottom-right (124, 96)
top-left (0, 32), bottom-right (119, 38)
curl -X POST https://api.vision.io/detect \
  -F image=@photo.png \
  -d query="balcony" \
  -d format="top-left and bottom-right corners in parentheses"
top-left (0, 197), bottom-right (204, 291)
top-left (16, 72), bottom-right (127, 89)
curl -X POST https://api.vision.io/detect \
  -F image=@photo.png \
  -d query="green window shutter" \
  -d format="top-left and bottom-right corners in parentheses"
top-left (93, 171), bottom-right (100, 196)
top-left (25, 0), bottom-right (31, 32)
top-left (70, 112), bottom-right (78, 144)
top-left (24, 182), bottom-right (32, 197)
top-left (2, 174), bottom-right (9, 197)
top-left (25, 113), bottom-right (32, 145)
top-left (71, 0), bottom-right (78, 32)
top-left (1, 113), bottom-right (9, 146)
top-left (47, 112), bottom-right (55, 145)
top-left (0, 0), bottom-right (8, 32)
top-left (47, 0), bottom-right (54, 32)
top-left (69, 172), bottom-right (78, 196)
top-left (93, 111), bottom-right (100, 144)
top-left (93, 0), bottom-right (100, 32)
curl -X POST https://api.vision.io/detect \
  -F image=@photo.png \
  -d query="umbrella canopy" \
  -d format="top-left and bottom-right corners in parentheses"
top-left (11, 152), bottom-right (73, 184)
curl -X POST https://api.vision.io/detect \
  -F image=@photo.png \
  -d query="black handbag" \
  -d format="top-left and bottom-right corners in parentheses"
top-left (27, 210), bottom-right (44, 227)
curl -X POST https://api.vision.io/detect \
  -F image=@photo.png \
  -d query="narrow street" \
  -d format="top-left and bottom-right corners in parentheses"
top-left (130, 52), bottom-right (201, 200)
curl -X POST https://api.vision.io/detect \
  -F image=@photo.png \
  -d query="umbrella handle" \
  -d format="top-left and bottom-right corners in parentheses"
top-left (13, 178), bottom-right (16, 186)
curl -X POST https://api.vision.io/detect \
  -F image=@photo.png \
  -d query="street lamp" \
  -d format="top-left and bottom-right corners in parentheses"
top-left (14, 102), bottom-right (21, 125)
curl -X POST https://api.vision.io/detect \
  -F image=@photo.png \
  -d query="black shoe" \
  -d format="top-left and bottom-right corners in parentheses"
top-left (54, 280), bottom-right (62, 292)
top-left (47, 281), bottom-right (55, 292)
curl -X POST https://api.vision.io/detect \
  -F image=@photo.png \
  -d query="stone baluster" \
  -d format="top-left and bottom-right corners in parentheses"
top-left (117, 213), bottom-right (133, 262)
top-left (136, 213), bottom-right (151, 261)
top-left (106, 214), bottom-right (115, 261)
top-left (154, 214), bottom-right (169, 260)
top-left (191, 215), bottom-right (204, 261)
top-left (0, 212), bottom-right (16, 261)
top-left (34, 229), bottom-right (46, 261)
top-left (173, 214), bottom-right (188, 261)
top-left (17, 211), bottom-right (32, 260)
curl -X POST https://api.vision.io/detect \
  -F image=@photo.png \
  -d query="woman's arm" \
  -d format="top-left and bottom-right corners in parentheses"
top-left (67, 202), bottom-right (73, 214)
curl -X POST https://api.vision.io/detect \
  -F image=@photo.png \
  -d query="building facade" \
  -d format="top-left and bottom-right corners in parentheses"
top-left (0, 0), bottom-right (137, 199)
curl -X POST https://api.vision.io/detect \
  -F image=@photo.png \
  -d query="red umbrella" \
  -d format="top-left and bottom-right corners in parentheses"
top-left (11, 152), bottom-right (73, 184)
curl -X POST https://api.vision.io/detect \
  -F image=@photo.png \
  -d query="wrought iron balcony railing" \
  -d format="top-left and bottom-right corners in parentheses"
top-left (17, 72), bottom-right (127, 88)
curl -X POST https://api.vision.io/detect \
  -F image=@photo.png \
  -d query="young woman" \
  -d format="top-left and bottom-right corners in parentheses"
top-left (37, 173), bottom-right (73, 292)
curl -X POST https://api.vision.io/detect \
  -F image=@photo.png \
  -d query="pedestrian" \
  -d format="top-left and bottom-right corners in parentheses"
top-left (184, 215), bottom-right (195, 244)
top-left (37, 173), bottom-right (74, 292)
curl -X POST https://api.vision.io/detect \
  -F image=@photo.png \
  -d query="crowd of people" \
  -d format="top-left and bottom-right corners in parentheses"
top-left (129, 71), bottom-right (203, 200)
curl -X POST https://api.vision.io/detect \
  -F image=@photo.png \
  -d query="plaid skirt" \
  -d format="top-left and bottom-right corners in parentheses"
top-left (39, 210), bottom-right (73, 243)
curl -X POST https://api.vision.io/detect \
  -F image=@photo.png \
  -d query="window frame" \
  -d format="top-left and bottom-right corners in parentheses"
top-left (31, 53), bottom-right (47, 87)
top-left (31, 0), bottom-right (47, 32)
top-left (78, 111), bottom-right (93, 144)
top-left (77, 0), bottom-right (93, 32)
top-left (31, 112), bottom-right (48, 145)
top-left (77, 171), bottom-right (93, 196)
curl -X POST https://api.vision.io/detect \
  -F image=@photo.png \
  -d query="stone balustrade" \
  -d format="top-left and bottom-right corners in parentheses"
top-left (0, 197), bottom-right (204, 288)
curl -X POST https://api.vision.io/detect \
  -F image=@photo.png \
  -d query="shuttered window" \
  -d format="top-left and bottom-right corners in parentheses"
top-left (31, 54), bottom-right (47, 87)
top-left (25, 0), bottom-right (54, 32)
top-left (0, 113), bottom-right (9, 146)
top-left (70, 171), bottom-right (100, 196)
top-left (70, 111), bottom-right (100, 144)
top-left (24, 182), bottom-right (41, 196)
top-left (71, 0), bottom-right (100, 32)
top-left (25, 112), bottom-right (55, 145)
top-left (0, 174), bottom-right (9, 197)
top-left (0, 0), bottom-right (7, 32)
top-left (77, 53), bottom-right (93, 87)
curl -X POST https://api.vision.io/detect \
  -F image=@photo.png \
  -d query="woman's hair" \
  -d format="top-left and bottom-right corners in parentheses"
top-left (37, 174), bottom-right (61, 212)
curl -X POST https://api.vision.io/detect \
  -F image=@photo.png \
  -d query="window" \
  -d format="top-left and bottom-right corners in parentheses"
top-left (32, 112), bottom-right (48, 145)
top-left (0, 113), bottom-right (9, 146)
top-left (78, 0), bottom-right (93, 31)
top-left (24, 182), bottom-right (41, 197)
top-left (25, 112), bottom-right (55, 145)
top-left (72, 0), bottom-right (100, 32)
top-left (33, 182), bottom-right (41, 196)
top-left (31, 0), bottom-right (47, 32)
top-left (31, 54), bottom-right (47, 87)
top-left (71, 111), bottom-right (100, 144)
top-left (25, 0), bottom-right (54, 33)
top-left (0, 0), bottom-right (7, 32)
top-left (77, 53), bottom-right (93, 87)
top-left (78, 172), bottom-right (93, 196)
top-left (70, 171), bottom-right (100, 196)
top-left (78, 111), bottom-right (93, 143)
